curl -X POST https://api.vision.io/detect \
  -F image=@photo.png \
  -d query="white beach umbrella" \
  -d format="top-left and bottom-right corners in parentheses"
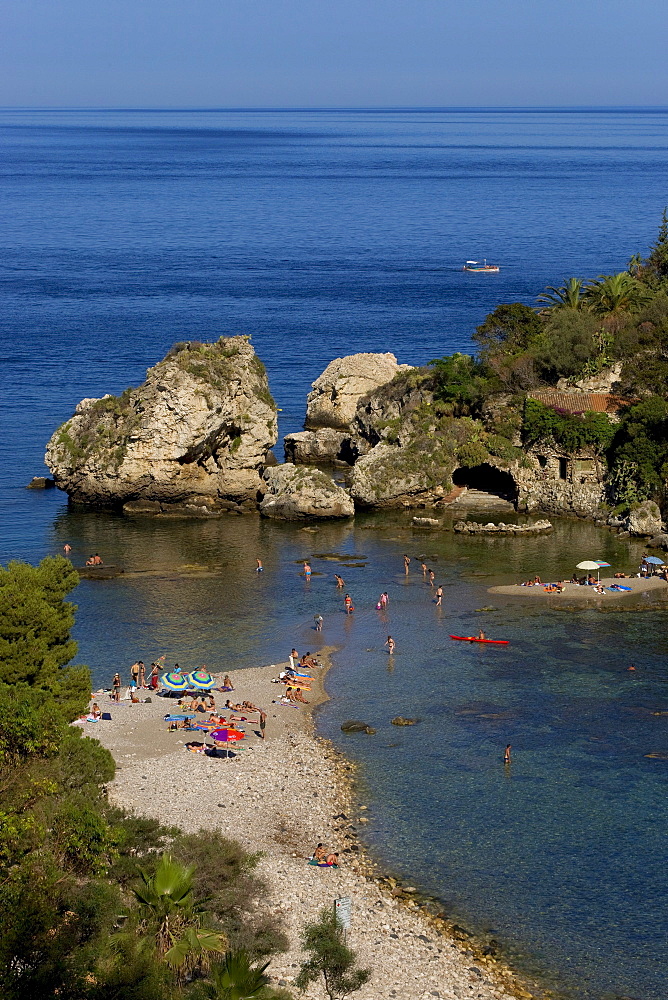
top-left (576, 559), bottom-right (603, 582)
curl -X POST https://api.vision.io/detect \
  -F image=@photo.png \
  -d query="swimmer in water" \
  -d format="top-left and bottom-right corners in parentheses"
top-left (334, 574), bottom-right (345, 588)
top-left (428, 570), bottom-right (435, 587)
top-left (385, 636), bottom-right (395, 654)
top-left (403, 554), bottom-right (410, 575)
top-left (435, 585), bottom-right (443, 606)
top-left (504, 744), bottom-right (512, 764)
top-left (344, 594), bottom-right (354, 615)
top-left (303, 561), bottom-right (312, 579)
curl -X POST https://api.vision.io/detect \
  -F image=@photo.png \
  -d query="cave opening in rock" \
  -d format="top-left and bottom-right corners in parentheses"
top-left (452, 464), bottom-right (518, 500)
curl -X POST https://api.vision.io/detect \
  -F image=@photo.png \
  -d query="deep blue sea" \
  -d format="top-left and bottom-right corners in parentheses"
top-left (2, 108), bottom-right (668, 1000)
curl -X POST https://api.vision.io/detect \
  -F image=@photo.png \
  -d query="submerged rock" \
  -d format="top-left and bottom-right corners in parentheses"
top-left (391, 716), bottom-right (419, 726)
top-left (259, 465), bottom-right (354, 521)
top-left (45, 337), bottom-right (277, 512)
top-left (340, 720), bottom-right (376, 734)
top-left (454, 519), bottom-right (552, 535)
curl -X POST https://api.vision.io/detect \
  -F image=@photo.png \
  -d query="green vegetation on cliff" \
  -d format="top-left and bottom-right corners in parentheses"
top-left (426, 213), bottom-right (668, 513)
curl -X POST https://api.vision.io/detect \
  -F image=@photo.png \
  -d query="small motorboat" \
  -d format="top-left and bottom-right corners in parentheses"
top-left (463, 259), bottom-right (500, 272)
top-left (449, 635), bottom-right (509, 645)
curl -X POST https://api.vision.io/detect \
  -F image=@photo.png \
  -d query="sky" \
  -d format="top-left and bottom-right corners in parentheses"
top-left (1, 0), bottom-right (667, 108)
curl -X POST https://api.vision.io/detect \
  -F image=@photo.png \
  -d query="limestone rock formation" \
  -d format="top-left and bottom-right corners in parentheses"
top-left (305, 352), bottom-right (413, 431)
top-left (350, 443), bottom-right (455, 508)
top-left (285, 352), bottom-right (413, 465)
top-left (626, 500), bottom-right (663, 537)
top-left (45, 337), bottom-right (277, 513)
top-left (259, 465), bottom-right (354, 521)
top-left (283, 428), bottom-right (352, 466)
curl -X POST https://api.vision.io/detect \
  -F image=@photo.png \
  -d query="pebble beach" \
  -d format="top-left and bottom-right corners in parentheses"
top-left (90, 653), bottom-right (533, 1000)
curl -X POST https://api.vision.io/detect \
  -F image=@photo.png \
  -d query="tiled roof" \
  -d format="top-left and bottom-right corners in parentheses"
top-left (529, 391), bottom-right (625, 414)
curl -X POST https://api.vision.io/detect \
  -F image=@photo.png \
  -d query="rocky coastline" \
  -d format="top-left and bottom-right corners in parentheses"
top-left (91, 655), bottom-right (537, 1000)
top-left (44, 341), bottom-right (665, 537)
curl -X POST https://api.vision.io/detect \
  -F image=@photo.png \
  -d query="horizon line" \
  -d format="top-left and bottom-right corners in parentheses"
top-left (2, 104), bottom-right (668, 113)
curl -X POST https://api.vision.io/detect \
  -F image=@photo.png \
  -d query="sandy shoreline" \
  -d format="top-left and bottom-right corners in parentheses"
top-left (489, 576), bottom-right (668, 600)
top-left (90, 654), bottom-right (535, 1000)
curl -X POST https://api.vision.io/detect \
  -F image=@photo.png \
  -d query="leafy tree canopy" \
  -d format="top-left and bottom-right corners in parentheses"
top-left (0, 556), bottom-right (89, 718)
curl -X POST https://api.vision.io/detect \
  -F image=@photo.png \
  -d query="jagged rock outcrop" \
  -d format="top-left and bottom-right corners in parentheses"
top-left (45, 337), bottom-right (277, 513)
top-left (349, 369), bottom-right (523, 509)
top-left (626, 500), bottom-right (663, 537)
top-left (283, 429), bottom-right (352, 466)
top-left (284, 353), bottom-right (412, 465)
top-left (259, 465), bottom-right (354, 521)
top-left (306, 353), bottom-right (413, 430)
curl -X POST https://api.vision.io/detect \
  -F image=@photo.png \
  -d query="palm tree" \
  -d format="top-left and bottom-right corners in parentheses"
top-left (132, 854), bottom-right (225, 975)
top-left (202, 950), bottom-right (272, 1000)
top-left (583, 271), bottom-right (649, 314)
top-left (536, 277), bottom-right (585, 312)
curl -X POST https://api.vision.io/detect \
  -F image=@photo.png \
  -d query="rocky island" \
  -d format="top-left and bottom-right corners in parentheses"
top-left (46, 337), bottom-right (279, 516)
top-left (45, 221), bottom-right (668, 535)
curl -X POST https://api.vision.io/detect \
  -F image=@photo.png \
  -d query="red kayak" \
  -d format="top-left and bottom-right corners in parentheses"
top-left (449, 635), bottom-right (509, 645)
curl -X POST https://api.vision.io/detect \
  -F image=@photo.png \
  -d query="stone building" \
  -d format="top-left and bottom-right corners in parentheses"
top-left (514, 390), bottom-right (624, 516)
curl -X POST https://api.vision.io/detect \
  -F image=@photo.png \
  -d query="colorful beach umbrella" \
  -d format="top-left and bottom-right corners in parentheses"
top-left (594, 561), bottom-right (611, 567)
top-left (161, 671), bottom-right (191, 692)
top-left (187, 669), bottom-right (216, 690)
top-left (211, 728), bottom-right (244, 742)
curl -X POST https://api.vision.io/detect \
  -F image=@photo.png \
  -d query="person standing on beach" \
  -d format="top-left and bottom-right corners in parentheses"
top-left (256, 558), bottom-right (263, 572)
top-left (137, 661), bottom-right (145, 688)
top-left (504, 744), bottom-right (512, 764)
top-left (259, 710), bottom-right (267, 739)
top-left (334, 574), bottom-right (345, 588)
top-left (403, 554), bottom-right (410, 575)
top-left (344, 594), bottom-right (354, 614)
top-left (149, 663), bottom-right (160, 690)
top-left (130, 661), bottom-right (140, 687)
top-left (435, 585), bottom-right (443, 607)
top-left (112, 672), bottom-right (121, 702)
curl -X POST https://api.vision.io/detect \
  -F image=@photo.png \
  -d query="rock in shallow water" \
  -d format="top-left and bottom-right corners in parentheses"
top-left (259, 464), bottom-right (354, 521)
top-left (45, 336), bottom-right (277, 512)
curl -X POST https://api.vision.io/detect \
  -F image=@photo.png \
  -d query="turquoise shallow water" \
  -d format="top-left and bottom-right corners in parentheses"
top-left (3, 108), bottom-right (668, 998)
top-left (22, 507), bottom-right (668, 1000)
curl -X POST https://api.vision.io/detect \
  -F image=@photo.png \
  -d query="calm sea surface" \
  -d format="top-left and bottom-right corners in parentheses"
top-left (2, 108), bottom-right (668, 999)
